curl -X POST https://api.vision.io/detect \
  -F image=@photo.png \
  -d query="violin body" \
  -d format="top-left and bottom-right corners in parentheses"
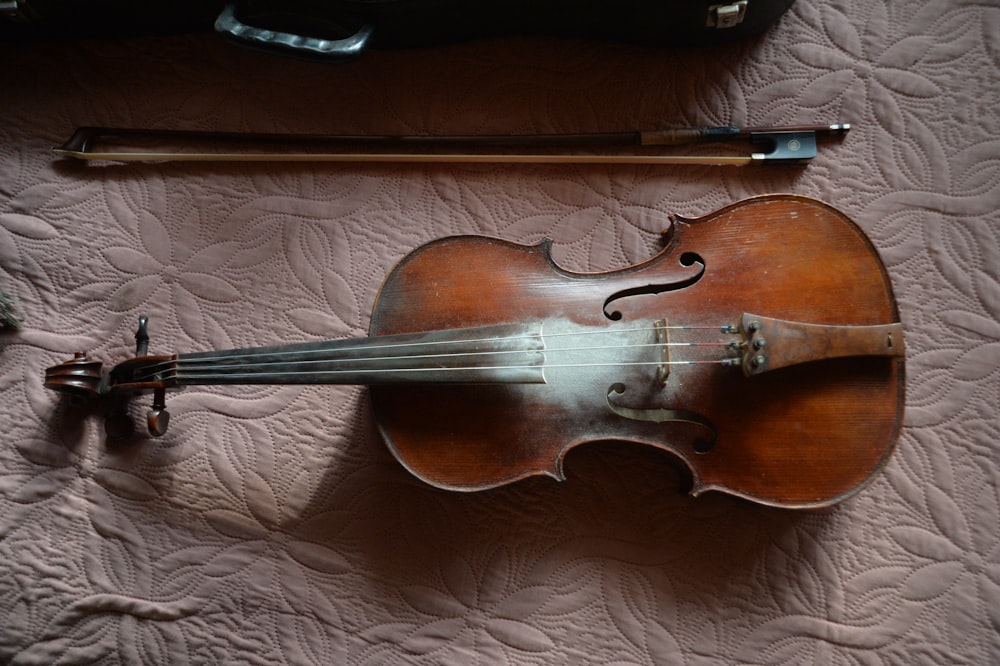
top-left (368, 195), bottom-right (904, 507)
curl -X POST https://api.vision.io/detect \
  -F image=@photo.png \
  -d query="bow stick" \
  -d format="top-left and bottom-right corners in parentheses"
top-left (52, 124), bottom-right (849, 165)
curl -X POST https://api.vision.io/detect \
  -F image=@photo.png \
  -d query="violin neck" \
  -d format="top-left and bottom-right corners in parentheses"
top-left (172, 323), bottom-right (547, 387)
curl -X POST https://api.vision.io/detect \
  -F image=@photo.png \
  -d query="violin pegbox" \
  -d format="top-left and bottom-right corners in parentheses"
top-left (44, 351), bottom-right (134, 439)
top-left (43, 314), bottom-right (173, 438)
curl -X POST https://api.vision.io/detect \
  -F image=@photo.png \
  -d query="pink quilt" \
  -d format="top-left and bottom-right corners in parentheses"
top-left (2, 0), bottom-right (999, 662)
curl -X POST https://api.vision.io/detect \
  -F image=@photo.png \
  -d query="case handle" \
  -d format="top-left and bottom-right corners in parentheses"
top-left (214, 3), bottom-right (374, 62)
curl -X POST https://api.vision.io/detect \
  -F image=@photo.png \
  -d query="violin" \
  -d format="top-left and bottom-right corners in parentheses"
top-left (45, 195), bottom-right (905, 508)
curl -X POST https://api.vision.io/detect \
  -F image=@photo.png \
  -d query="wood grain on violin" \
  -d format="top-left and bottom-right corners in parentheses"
top-left (45, 195), bottom-right (905, 508)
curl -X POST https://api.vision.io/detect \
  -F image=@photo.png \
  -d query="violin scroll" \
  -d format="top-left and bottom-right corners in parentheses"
top-left (44, 352), bottom-right (104, 399)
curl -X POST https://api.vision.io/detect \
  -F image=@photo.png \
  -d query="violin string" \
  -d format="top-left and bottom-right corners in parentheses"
top-left (129, 322), bottom-right (736, 378)
top-left (129, 344), bottom-right (742, 382)
top-left (130, 348), bottom-right (740, 382)
top-left (152, 343), bottom-right (736, 380)
top-left (176, 341), bottom-right (729, 369)
top-left (127, 324), bottom-right (741, 383)
top-left (131, 347), bottom-right (742, 383)
top-left (142, 357), bottom-right (742, 384)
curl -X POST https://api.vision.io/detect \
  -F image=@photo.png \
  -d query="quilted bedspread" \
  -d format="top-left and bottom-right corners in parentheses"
top-left (2, 0), bottom-right (999, 663)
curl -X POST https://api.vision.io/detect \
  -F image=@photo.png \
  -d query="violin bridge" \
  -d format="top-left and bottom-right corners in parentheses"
top-left (655, 318), bottom-right (670, 386)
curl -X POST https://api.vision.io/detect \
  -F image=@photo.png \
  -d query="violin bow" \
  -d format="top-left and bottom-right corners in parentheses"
top-left (52, 124), bottom-right (849, 166)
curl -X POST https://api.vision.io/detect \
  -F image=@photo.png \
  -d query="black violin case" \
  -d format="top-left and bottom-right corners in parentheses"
top-left (1, 0), bottom-right (795, 61)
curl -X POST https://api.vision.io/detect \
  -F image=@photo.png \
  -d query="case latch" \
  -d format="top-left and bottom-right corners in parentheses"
top-left (707, 1), bottom-right (748, 29)
top-left (0, 0), bottom-right (39, 20)
top-left (0, 1), bottom-right (20, 18)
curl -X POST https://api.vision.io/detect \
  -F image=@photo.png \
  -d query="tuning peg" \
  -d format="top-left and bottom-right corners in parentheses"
top-left (135, 315), bottom-right (150, 356)
top-left (133, 314), bottom-right (169, 436)
top-left (147, 387), bottom-right (170, 436)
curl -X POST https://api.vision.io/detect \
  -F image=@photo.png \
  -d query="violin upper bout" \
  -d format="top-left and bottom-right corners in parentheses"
top-left (44, 352), bottom-right (104, 399)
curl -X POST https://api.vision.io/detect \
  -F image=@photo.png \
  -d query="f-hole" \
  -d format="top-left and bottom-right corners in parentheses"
top-left (603, 252), bottom-right (705, 320)
top-left (606, 383), bottom-right (718, 452)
